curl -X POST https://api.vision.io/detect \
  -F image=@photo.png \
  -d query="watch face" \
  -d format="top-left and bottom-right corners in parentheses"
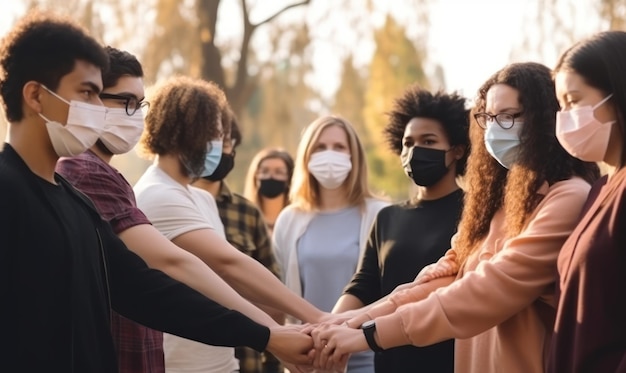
top-left (361, 320), bottom-right (375, 329)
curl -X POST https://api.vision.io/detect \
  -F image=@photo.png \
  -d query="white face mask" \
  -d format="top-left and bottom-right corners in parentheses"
top-left (556, 94), bottom-right (614, 162)
top-left (307, 150), bottom-right (352, 189)
top-left (100, 107), bottom-right (144, 154)
top-left (39, 85), bottom-right (107, 157)
top-left (484, 120), bottom-right (523, 169)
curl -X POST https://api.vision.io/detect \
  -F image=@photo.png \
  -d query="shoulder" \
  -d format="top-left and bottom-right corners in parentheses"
top-left (274, 205), bottom-right (312, 233)
top-left (57, 151), bottom-right (108, 173)
top-left (529, 177), bottom-right (593, 222)
top-left (545, 177), bottom-right (592, 202)
top-left (189, 185), bottom-right (218, 207)
top-left (134, 171), bottom-right (190, 210)
top-left (364, 198), bottom-right (391, 215)
top-left (231, 192), bottom-right (264, 216)
top-left (376, 203), bottom-right (406, 219)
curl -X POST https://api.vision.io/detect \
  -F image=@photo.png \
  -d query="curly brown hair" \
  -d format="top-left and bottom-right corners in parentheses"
top-left (454, 62), bottom-right (600, 265)
top-left (140, 75), bottom-right (227, 177)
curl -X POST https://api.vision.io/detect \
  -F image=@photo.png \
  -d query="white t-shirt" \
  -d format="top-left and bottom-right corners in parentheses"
top-left (135, 165), bottom-right (238, 373)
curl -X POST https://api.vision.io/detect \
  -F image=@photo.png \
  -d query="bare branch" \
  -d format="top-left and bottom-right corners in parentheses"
top-left (240, 0), bottom-right (252, 28)
top-left (252, 0), bottom-right (311, 28)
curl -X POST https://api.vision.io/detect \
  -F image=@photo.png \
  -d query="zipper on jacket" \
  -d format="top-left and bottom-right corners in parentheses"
top-left (96, 229), bottom-right (113, 327)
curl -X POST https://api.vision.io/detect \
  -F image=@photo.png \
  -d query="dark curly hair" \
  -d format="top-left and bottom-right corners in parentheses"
top-left (140, 75), bottom-right (227, 177)
top-left (0, 10), bottom-right (108, 122)
top-left (385, 85), bottom-right (470, 175)
top-left (555, 31), bottom-right (626, 165)
top-left (455, 62), bottom-right (600, 265)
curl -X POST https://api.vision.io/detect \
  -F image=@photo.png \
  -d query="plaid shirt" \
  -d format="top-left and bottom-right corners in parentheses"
top-left (215, 182), bottom-right (282, 373)
top-left (57, 151), bottom-right (165, 373)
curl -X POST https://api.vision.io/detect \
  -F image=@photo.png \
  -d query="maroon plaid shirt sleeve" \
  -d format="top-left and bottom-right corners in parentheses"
top-left (57, 151), bottom-right (151, 234)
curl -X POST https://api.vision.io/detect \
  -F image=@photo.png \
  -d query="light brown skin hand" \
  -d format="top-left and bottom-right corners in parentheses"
top-left (266, 325), bottom-right (315, 366)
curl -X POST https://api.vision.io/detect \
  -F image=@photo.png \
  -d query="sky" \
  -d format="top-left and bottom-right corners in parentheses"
top-left (0, 0), bottom-right (604, 105)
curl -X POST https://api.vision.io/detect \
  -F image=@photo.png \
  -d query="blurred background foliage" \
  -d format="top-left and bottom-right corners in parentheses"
top-left (1, 0), bottom-right (624, 200)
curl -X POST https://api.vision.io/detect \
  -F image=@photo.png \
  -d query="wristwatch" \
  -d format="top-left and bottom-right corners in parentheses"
top-left (361, 320), bottom-right (384, 352)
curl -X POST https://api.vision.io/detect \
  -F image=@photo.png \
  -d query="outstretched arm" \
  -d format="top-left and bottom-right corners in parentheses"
top-left (119, 224), bottom-right (276, 326)
top-left (105, 224), bottom-right (314, 365)
top-left (173, 228), bottom-right (323, 323)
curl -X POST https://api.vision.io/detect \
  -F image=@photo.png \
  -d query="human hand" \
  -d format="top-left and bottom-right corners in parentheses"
top-left (308, 323), bottom-right (367, 371)
top-left (267, 325), bottom-right (314, 366)
top-left (284, 362), bottom-right (315, 373)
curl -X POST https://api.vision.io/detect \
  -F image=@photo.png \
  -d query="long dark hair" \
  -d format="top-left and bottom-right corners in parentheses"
top-left (554, 31), bottom-right (626, 166)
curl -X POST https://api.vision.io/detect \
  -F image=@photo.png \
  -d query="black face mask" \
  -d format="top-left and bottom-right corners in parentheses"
top-left (402, 146), bottom-right (452, 187)
top-left (203, 153), bottom-right (235, 181)
top-left (258, 178), bottom-right (287, 198)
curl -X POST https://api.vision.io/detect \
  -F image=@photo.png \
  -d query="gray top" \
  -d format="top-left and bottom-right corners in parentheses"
top-left (297, 206), bottom-right (361, 311)
top-left (297, 205), bottom-right (374, 373)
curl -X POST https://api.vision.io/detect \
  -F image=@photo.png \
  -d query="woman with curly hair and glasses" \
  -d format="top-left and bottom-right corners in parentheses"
top-left (329, 86), bottom-right (469, 373)
top-left (310, 62), bottom-right (600, 373)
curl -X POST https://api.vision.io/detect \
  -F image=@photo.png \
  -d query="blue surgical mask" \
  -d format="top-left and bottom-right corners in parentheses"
top-left (200, 140), bottom-right (224, 177)
top-left (484, 121), bottom-right (523, 169)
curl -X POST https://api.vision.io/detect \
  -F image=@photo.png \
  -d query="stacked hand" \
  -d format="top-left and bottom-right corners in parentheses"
top-left (269, 312), bottom-right (375, 372)
top-left (297, 319), bottom-right (370, 372)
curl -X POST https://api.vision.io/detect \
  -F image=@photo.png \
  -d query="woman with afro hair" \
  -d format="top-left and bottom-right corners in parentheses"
top-left (331, 85), bottom-right (470, 372)
top-left (311, 62), bottom-right (600, 373)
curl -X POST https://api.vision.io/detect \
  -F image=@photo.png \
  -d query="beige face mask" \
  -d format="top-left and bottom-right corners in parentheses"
top-left (100, 107), bottom-right (144, 154)
top-left (307, 150), bottom-right (352, 189)
top-left (39, 85), bottom-right (107, 157)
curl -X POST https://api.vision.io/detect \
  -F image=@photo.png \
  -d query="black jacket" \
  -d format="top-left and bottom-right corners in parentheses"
top-left (0, 144), bottom-right (270, 373)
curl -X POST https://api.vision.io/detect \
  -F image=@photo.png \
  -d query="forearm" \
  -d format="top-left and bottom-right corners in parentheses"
top-left (172, 228), bottom-right (323, 323)
top-left (348, 276), bottom-right (454, 328)
top-left (159, 255), bottom-right (277, 326)
top-left (120, 224), bottom-right (276, 326)
top-left (107, 227), bottom-right (271, 350)
top-left (219, 254), bottom-right (323, 323)
top-left (332, 294), bottom-right (364, 313)
top-left (257, 303), bottom-right (285, 325)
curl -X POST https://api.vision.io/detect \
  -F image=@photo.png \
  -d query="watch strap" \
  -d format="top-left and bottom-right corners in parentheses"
top-left (362, 322), bottom-right (384, 352)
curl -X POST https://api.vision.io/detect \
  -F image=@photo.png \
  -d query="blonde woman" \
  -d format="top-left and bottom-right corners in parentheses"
top-left (273, 115), bottom-right (389, 373)
top-left (244, 148), bottom-right (294, 235)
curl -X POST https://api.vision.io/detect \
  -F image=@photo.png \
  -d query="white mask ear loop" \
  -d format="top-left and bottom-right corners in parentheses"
top-left (592, 94), bottom-right (613, 110)
top-left (40, 85), bottom-right (71, 105)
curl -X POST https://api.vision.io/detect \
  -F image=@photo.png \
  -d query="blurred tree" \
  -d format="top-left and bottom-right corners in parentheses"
top-left (333, 55), bottom-right (367, 138)
top-left (143, 0), bottom-right (312, 116)
top-left (195, 0), bottom-right (311, 115)
top-left (363, 14), bottom-right (430, 200)
top-left (600, 0), bottom-right (626, 30)
top-left (227, 22), bottom-right (319, 192)
top-left (514, 0), bottom-right (625, 63)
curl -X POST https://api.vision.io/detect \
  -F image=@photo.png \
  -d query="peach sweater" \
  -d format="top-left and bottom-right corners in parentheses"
top-left (373, 177), bottom-right (591, 373)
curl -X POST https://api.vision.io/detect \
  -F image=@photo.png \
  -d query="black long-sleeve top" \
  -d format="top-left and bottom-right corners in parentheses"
top-left (344, 189), bottom-right (463, 372)
top-left (0, 144), bottom-right (270, 373)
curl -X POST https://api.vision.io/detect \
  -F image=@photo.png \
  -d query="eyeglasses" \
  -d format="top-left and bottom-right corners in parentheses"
top-left (474, 112), bottom-right (523, 129)
top-left (99, 93), bottom-right (149, 116)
